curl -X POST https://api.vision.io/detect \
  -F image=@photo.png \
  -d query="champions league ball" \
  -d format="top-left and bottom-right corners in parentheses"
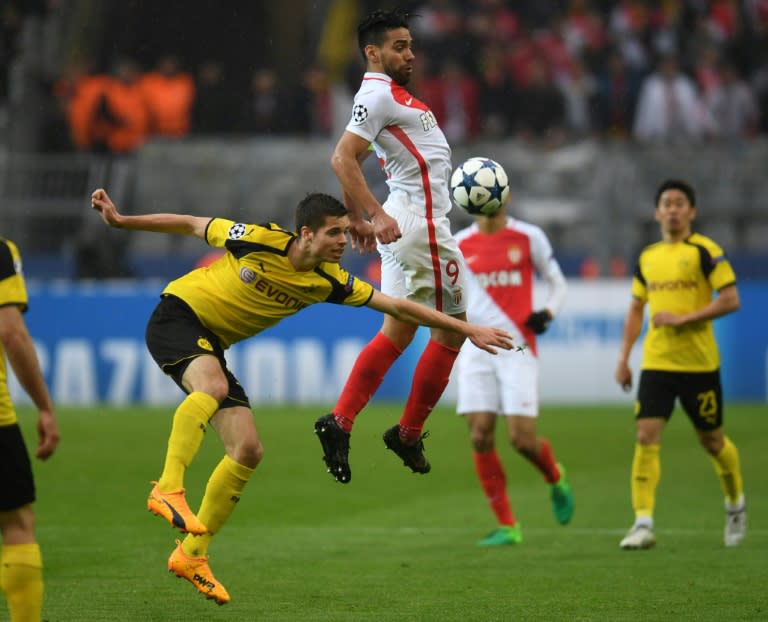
top-left (449, 157), bottom-right (510, 216)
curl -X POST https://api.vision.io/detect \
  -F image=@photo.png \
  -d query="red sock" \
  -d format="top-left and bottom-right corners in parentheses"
top-left (333, 332), bottom-right (402, 431)
top-left (474, 450), bottom-right (515, 526)
top-left (522, 438), bottom-right (560, 484)
top-left (399, 339), bottom-right (459, 441)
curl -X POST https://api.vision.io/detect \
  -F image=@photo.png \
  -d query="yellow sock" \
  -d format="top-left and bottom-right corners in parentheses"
top-left (631, 443), bottom-right (660, 520)
top-left (710, 436), bottom-right (744, 505)
top-left (0, 543), bottom-right (43, 622)
top-left (158, 392), bottom-right (219, 491)
top-left (182, 455), bottom-right (254, 558)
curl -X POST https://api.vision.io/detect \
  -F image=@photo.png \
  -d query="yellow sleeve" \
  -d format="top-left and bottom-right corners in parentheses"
top-left (703, 239), bottom-right (737, 290)
top-left (205, 218), bottom-right (240, 248)
top-left (0, 239), bottom-right (28, 311)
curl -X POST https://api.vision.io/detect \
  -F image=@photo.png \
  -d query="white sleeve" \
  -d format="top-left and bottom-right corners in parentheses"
top-left (344, 88), bottom-right (392, 143)
top-left (530, 226), bottom-right (567, 316)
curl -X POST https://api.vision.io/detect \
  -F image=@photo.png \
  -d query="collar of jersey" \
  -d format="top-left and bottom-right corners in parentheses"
top-left (363, 71), bottom-right (391, 83)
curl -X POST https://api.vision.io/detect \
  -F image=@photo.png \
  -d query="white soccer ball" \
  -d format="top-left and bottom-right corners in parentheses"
top-left (449, 157), bottom-right (510, 216)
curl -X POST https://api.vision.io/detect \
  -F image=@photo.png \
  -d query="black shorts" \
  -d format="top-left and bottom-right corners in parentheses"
top-left (145, 295), bottom-right (250, 409)
top-left (636, 369), bottom-right (723, 431)
top-left (0, 424), bottom-right (35, 511)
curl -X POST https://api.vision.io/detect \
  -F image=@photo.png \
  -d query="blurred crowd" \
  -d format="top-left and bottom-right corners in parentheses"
top-left (396, 0), bottom-right (768, 146)
top-left (2, 0), bottom-right (768, 154)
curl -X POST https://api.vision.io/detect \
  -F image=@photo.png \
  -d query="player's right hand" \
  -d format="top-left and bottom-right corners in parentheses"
top-left (371, 212), bottom-right (402, 245)
top-left (91, 188), bottom-right (122, 227)
top-left (614, 361), bottom-right (633, 392)
top-left (468, 326), bottom-right (514, 355)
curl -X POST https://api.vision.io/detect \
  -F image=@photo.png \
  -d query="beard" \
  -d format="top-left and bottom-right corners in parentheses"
top-left (384, 61), bottom-right (411, 86)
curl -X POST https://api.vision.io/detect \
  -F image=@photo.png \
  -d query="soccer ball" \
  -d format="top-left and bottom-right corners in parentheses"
top-left (449, 157), bottom-right (510, 216)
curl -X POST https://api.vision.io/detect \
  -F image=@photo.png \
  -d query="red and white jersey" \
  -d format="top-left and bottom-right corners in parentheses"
top-left (455, 217), bottom-right (566, 355)
top-left (345, 72), bottom-right (453, 217)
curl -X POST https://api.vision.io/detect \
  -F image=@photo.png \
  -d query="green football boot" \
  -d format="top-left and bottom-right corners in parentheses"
top-left (550, 463), bottom-right (574, 525)
top-left (477, 525), bottom-right (523, 547)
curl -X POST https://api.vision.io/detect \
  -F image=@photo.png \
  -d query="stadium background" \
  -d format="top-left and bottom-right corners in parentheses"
top-left (2, 0), bottom-right (767, 404)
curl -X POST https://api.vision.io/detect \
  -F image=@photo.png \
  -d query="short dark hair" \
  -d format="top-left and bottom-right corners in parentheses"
top-left (295, 193), bottom-right (347, 232)
top-left (357, 8), bottom-right (412, 61)
top-left (655, 178), bottom-right (696, 207)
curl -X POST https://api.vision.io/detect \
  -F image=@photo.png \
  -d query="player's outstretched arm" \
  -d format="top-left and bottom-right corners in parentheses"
top-left (366, 290), bottom-right (514, 354)
top-left (90, 188), bottom-right (210, 239)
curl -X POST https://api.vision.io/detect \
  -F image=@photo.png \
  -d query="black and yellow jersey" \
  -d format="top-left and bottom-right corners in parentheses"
top-left (163, 219), bottom-right (375, 348)
top-left (632, 232), bottom-right (736, 372)
top-left (0, 238), bottom-right (28, 425)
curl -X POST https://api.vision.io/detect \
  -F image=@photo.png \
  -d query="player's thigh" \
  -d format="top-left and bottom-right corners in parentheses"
top-left (210, 405), bottom-right (262, 467)
top-left (456, 345), bottom-right (500, 416)
top-left (146, 295), bottom-right (249, 408)
top-left (0, 424), bottom-right (35, 514)
top-left (636, 370), bottom-right (677, 421)
top-left (378, 200), bottom-right (466, 315)
top-left (498, 350), bottom-right (539, 417)
top-left (677, 370), bottom-right (723, 431)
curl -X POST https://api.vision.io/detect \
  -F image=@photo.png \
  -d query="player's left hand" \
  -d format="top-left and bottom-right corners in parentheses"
top-left (348, 220), bottom-right (377, 253)
top-left (652, 311), bottom-right (684, 327)
top-left (468, 326), bottom-right (514, 355)
top-left (525, 309), bottom-right (552, 334)
top-left (36, 408), bottom-right (60, 460)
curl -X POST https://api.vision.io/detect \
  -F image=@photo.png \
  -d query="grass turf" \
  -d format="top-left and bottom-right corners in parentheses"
top-left (13, 403), bottom-right (768, 621)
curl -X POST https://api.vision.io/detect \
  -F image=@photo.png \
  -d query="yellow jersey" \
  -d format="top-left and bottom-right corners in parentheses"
top-left (632, 232), bottom-right (736, 372)
top-left (0, 238), bottom-right (28, 425)
top-left (163, 219), bottom-right (375, 348)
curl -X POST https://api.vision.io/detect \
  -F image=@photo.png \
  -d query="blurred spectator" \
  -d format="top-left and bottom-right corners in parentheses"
top-left (421, 58), bottom-right (480, 144)
top-left (608, 0), bottom-right (653, 73)
top-left (294, 65), bottom-right (333, 137)
top-left (633, 54), bottom-right (711, 143)
top-left (556, 57), bottom-right (598, 138)
top-left (512, 56), bottom-right (567, 147)
top-left (191, 60), bottom-right (237, 134)
top-left (562, 0), bottom-right (607, 61)
top-left (594, 49), bottom-right (642, 138)
top-left (68, 58), bottom-right (148, 153)
top-left (752, 52), bottom-right (768, 134)
top-left (411, 0), bottom-right (464, 62)
top-left (505, 28), bottom-right (540, 86)
top-left (0, 3), bottom-right (23, 103)
top-left (707, 62), bottom-right (760, 139)
top-left (42, 58), bottom-right (94, 152)
top-left (66, 68), bottom-right (111, 151)
top-left (476, 44), bottom-right (515, 137)
top-left (240, 67), bottom-right (285, 133)
top-left (466, 0), bottom-right (521, 46)
top-left (139, 54), bottom-right (195, 138)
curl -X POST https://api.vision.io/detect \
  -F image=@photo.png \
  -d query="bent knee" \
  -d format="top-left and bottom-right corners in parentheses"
top-left (470, 431), bottom-right (494, 453)
top-left (511, 436), bottom-right (537, 455)
top-left (699, 435), bottom-right (724, 455)
top-left (234, 439), bottom-right (264, 469)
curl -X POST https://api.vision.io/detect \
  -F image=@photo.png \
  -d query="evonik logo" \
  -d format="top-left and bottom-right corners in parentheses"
top-left (648, 279), bottom-right (698, 291)
top-left (252, 277), bottom-right (308, 310)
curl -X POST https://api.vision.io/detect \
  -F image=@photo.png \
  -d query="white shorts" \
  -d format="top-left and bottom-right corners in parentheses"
top-left (455, 343), bottom-right (539, 417)
top-left (378, 193), bottom-right (467, 315)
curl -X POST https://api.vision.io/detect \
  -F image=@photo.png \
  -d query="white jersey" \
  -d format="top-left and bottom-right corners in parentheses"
top-left (455, 217), bottom-right (567, 356)
top-left (345, 71), bottom-right (453, 217)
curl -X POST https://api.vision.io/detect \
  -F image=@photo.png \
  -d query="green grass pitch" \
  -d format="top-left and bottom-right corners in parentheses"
top-left (13, 403), bottom-right (768, 621)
